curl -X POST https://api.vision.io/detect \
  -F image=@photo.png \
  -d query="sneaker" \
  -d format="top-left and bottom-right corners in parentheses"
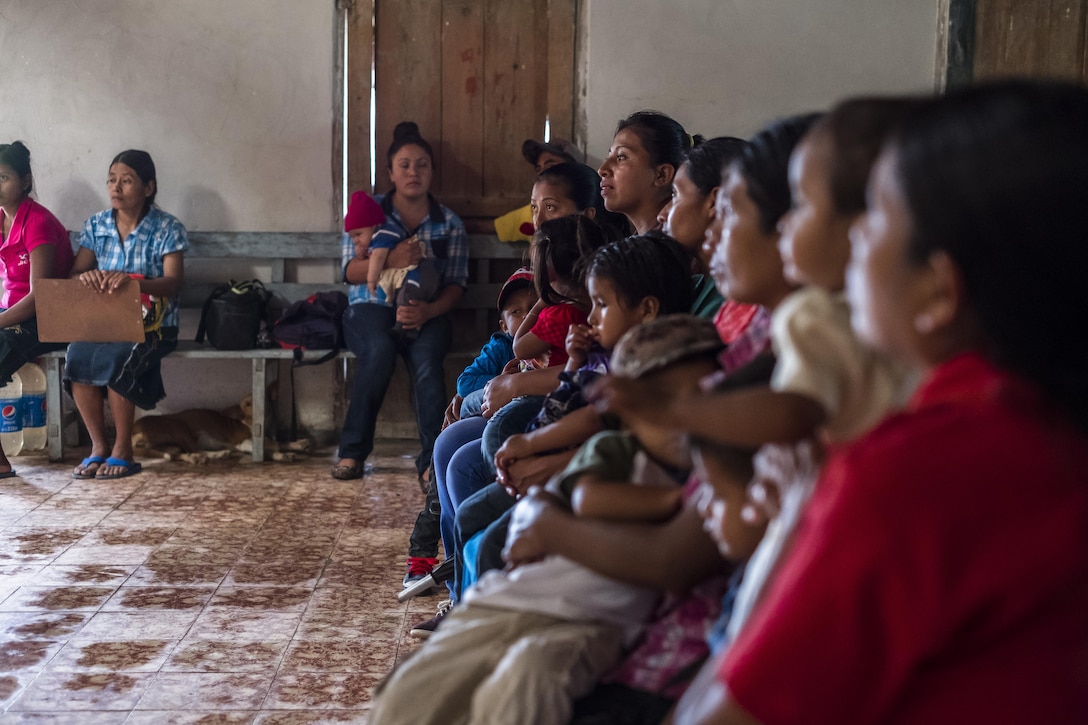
top-left (402, 557), bottom-right (439, 588)
top-left (398, 558), bottom-right (455, 603)
top-left (410, 599), bottom-right (453, 639)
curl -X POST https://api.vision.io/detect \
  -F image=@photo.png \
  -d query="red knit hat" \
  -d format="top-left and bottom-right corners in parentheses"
top-left (344, 191), bottom-right (385, 232)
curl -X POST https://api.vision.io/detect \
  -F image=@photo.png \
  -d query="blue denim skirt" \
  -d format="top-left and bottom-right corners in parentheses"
top-left (64, 328), bottom-right (178, 410)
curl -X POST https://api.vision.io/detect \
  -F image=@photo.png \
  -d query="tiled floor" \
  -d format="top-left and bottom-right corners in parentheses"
top-left (0, 441), bottom-right (439, 723)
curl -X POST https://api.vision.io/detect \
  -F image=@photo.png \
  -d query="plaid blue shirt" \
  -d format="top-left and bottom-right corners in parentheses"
top-left (80, 206), bottom-right (189, 327)
top-left (342, 193), bottom-right (468, 306)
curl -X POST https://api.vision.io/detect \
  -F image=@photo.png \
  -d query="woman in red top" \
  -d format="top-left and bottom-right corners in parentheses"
top-left (674, 81), bottom-right (1088, 725)
top-left (0, 141), bottom-right (76, 477)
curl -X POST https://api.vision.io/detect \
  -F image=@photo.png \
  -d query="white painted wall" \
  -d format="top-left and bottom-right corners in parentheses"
top-left (580, 0), bottom-right (940, 164)
top-left (0, 0), bottom-right (944, 439)
top-left (0, 0), bottom-right (336, 233)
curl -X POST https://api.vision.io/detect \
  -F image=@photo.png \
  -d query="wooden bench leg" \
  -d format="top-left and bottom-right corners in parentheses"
top-left (45, 355), bottom-right (65, 462)
top-left (251, 358), bottom-right (266, 463)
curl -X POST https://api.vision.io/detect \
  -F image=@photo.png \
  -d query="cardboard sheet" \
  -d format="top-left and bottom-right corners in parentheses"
top-left (35, 278), bottom-right (146, 343)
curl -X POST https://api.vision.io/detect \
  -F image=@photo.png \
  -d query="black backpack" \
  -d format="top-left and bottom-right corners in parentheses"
top-left (271, 291), bottom-right (348, 352)
top-left (195, 279), bottom-right (270, 350)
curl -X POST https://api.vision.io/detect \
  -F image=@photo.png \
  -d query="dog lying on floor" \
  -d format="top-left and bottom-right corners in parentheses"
top-left (132, 394), bottom-right (310, 463)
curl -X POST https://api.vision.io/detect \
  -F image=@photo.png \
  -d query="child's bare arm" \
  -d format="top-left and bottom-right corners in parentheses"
top-left (367, 247), bottom-right (390, 293)
top-left (512, 298), bottom-right (549, 359)
top-left (494, 406), bottom-right (603, 480)
top-left (571, 478), bottom-right (684, 522)
top-left (594, 379), bottom-right (826, 449)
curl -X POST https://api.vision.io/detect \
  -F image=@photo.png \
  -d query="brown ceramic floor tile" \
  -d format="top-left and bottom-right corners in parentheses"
top-left (50, 544), bottom-right (156, 567)
top-left (223, 561), bottom-right (326, 589)
top-left (254, 710), bottom-right (369, 724)
top-left (102, 586), bottom-right (216, 611)
top-left (126, 711), bottom-right (259, 724)
top-left (8, 671), bottom-right (155, 711)
top-left (294, 610), bottom-right (404, 642)
top-left (29, 564), bottom-right (135, 587)
top-left (0, 711), bottom-right (131, 724)
top-left (44, 639), bottom-right (175, 672)
top-left (72, 611), bottom-right (200, 642)
top-left (125, 562), bottom-right (231, 587)
top-left (0, 610), bottom-right (93, 639)
top-left (135, 672), bottom-right (273, 711)
top-left (208, 587), bottom-right (313, 611)
top-left (0, 443), bottom-right (427, 721)
top-left (263, 672), bottom-right (382, 710)
top-left (163, 639), bottom-right (289, 673)
top-left (0, 638), bottom-right (67, 673)
top-left (1, 585), bottom-right (116, 612)
top-left (279, 641), bottom-right (396, 673)
top-left (187, 610), bottom-right (303, 641)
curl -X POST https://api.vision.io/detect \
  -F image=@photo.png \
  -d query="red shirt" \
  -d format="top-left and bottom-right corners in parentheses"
top-left (528, 301), bottom-right (588, 368)
top-left (0, 198), bottom-right (74, 309)
top-left (714, 299), bottom-right (761, 344)
top-left (720, 353), bottom-right (1088, 724)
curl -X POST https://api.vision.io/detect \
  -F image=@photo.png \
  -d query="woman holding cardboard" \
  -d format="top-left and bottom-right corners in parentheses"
top-left (66, 149), bottom-right (187, 480)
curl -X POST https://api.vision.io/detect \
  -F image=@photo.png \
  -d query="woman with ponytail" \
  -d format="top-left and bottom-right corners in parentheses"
top-left (0, 141), bottom-right (75, 477)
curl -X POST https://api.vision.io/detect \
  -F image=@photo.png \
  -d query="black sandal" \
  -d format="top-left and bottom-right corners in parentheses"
top-left (330, 461), bottom-right (364, 480)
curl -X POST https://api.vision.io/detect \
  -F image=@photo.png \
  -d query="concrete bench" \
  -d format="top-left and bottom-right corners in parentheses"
top-left (44, 231), bottom-right (529, 462)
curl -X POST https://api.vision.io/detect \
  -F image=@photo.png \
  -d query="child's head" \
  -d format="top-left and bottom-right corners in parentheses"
top-left (583, 232), bottom-right (694, 350)
top-left (496, 267), bottom-right (537, 335)
top-left (531, 162), bottom-right (600, 228)
top-left (344, 190), bottom-right (386, 248)
top-left (661, 136), bottom-right (749, 259)
top-left (531, 214), bottom-right (608, 306)
top-left (611, 315), bottom-right (724, 469)
top-left (848, 80), bottom-right (1088, 430)
top-left (778, 98), bottom-right (920, 291)
top-left (691, 436), bottom-right (763, 562)
top-left (708, 114), bottom-right (821, 308)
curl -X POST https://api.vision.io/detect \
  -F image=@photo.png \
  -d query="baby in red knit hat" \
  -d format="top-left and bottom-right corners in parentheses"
top-left (345, 190), bottom-right (437, 333)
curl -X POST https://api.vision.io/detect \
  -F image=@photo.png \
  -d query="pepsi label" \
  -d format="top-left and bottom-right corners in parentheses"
top-left (0, 398), bottom-right (21, 433)
top-left (23, 393), bottom-right (46, 428)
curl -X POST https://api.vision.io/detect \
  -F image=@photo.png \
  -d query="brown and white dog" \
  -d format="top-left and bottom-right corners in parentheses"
top-left (132, 393), bottom-right (310, 463)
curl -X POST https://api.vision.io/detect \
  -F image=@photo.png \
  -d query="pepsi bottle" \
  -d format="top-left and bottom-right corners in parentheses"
top-left (0, 371), bottom-right (23, 458)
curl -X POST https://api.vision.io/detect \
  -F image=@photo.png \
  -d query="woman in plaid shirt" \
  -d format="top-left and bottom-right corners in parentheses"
top-left (67, 150), bottom-right (187, 480)
top-left (333, 122), bottom-right (468, 490)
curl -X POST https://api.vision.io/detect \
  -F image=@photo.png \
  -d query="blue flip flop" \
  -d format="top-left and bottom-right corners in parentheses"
top-left (73, 456), bottom-right (106, 479)
top-left (0, 469), bottom-right (17, 479)
top-left (95, 457), bottom-right (143, 480)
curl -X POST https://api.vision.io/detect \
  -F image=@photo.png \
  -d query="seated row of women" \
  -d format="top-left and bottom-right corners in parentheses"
top-left (371, 79), bottom-right (1088, 724)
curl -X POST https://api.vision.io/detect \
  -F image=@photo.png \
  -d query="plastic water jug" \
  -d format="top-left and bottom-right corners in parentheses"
top-left (18, 362), bottom-right (47, 453)
top-left (0, 371), bottom-right (24, 458)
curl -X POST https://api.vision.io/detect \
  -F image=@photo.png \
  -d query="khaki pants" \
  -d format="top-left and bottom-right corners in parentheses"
top-left (369, 603), bottom-right (626, 725)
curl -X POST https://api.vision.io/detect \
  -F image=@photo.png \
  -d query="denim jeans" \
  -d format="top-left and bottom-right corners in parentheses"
top-left (480, 395), bottom-right (547, 475)
top-left (338, 303), bottom-right (451, 477)
top-left (451, 482), bottom-right (516, 601)
top-left (431, 416), bottom-right (488, 564)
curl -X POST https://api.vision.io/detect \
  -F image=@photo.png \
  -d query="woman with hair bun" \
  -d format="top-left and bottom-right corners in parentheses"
top-left (334, 122), bottom-right (469, 490)
top-left (598, 110), bottom-right (693, 235)
top-left (0, 140), bottom-right (76, 477)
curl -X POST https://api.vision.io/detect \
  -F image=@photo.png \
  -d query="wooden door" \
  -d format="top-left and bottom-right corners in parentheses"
top-left (344, 0), bottom-right (577, 224)
top-left (946, 0), bottom-right (1088, 86)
